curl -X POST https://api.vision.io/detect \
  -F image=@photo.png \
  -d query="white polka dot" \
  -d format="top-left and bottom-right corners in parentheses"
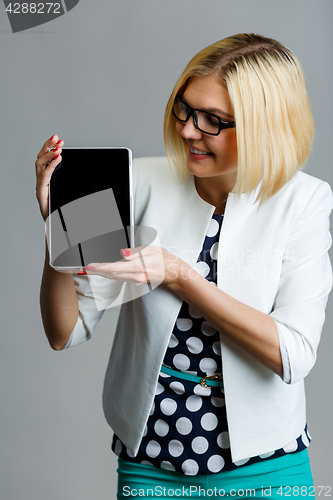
top-left (181, 459), bottom-right (199, 476)
top-left (126, 448), bottom-right (135, 458)
top-left (193, 384), bottom-right (211, 396)
top-left (234, 457), bottom-right (250, 466)
top-left (259, 451), bottom-right (275, 458)
top-left (210, 282), bottom-right (217, 286)
top-left (210, 242), bottom-right (219, 260)
top-left (141, 460), bottom-right (153, 466)
top-left (160, 398), bottom-right (177, 416)
top-left (201, 413), bottom-right (218, 431)
top-left (217, 431), bottom-right (230, 449)
top-left (176, 417), bottom-right (193, 435)
top-left (199, 357), bottom-right (218, 375)
top-left (159, 371), bottom-right (171, 378)
top-left (168, 439), bottom-right (184, 457)
top-left (212, 341), bottom-right (221, 356)
top-left (168, 333), bottom-right (179, 348)
top-left (206, 219), bottom-right (219, 237)
top-left (192, 436), bottom-right (209, 454)
top-left (155, 382), bottom-right (164, 395)
top-left (169, 381), bottom-right (185, 395)
top-left (211, 397), bottom-right (225, 407)
top-left (173, 353), bottom-right (191, 371)
top-left (143, 425), bottom-right (148, 437)
top-left (307, 429), bottom-right (312, 440)
top-left (207, 455), bottom-right (225, 473)
top-left (154, 419), bottom-right (169, 437)
top-left (149, 401), bottom-right (155, 416)
top-left (146, 440), bottom-right (161, 458)
top-left (186, 395), bottom-right (203, 412)
top-left (201, 321), bottom-right (216, 336)
top-left (176, 318), bottom-right (193, 331)
top-left (188, 306), bottom-right (202, 319)
top-left (194, 261), bottom-right (210, 278)
top-left (301, 430), bottom-right (310, 447)
top-left (186, 337), bottom-right (203, 354)
top-left (114, 439), bottom-right (122, 455)
top-left (160, 461), bottom-right (176, 471)
top-left (283, 440), bottom-right (298, 453)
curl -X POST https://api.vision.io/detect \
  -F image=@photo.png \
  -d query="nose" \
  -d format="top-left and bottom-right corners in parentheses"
top-left (178, 115), bottom-right (203, 140)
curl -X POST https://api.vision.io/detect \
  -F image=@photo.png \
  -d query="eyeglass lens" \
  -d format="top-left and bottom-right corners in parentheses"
top-left (173, 99), bottom-right (221, 135)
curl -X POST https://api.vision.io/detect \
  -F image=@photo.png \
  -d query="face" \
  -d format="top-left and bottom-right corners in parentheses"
top-left (175, 74), bottom-right (238, 189)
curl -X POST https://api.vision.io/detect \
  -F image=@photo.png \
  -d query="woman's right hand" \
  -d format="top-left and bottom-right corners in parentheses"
top-left (35, 134), bottom-right (64, 221)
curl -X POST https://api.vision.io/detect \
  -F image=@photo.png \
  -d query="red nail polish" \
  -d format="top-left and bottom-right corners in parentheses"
top-left (56, 140), bottom-right (63, 144)
top-left (121, 249), bottom-right (131, 257)
top-left (53, 147), bottom-right (59, 152)
top-left (86, 265), bottom-right (95, 270)
top-left (49, 134), bottom-right (56, 141)
top-left (77, 271), bottom-right (87, 275)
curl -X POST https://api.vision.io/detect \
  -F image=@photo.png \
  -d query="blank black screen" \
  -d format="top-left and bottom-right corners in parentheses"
top-left (49, 148), bottom-right (131, 268)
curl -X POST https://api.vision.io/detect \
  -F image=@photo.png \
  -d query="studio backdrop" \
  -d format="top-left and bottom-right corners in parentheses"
top-left (0, 1), bottom-right (332, 499)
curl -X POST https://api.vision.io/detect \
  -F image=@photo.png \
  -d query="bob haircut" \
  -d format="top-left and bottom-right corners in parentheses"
top-left (164, 33), bottom-right (315, 204)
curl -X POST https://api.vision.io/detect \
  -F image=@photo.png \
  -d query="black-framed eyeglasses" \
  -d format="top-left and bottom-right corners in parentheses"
top-left (172, 96), bottom-right (236, 136)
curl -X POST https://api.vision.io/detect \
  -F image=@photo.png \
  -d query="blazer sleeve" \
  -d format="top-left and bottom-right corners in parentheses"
top-left (64, 275), bottom-right (124, 348)
top-left (270, 181), bottom-right (333, 384)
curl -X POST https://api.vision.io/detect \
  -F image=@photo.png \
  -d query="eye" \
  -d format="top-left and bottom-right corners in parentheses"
top-left (178, 101), bottom-right (188, 113)
top-left (206, 114), bottom-right (220, 126)
top-left (173, 98), bottom-right (191, 121)
top-left (201, 112), bottom-right (220, 128)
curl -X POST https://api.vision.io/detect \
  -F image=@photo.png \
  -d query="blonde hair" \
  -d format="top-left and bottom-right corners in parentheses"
top-left (164, 34), bottom-right (315, 204)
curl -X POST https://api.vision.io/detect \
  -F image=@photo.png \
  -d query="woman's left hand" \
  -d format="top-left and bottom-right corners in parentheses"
top-left (82, 246), bottom-right (187, 287)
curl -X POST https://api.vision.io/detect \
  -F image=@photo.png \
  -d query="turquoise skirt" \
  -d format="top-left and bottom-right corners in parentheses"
top-left (117, 449), bottom-right (314, 499)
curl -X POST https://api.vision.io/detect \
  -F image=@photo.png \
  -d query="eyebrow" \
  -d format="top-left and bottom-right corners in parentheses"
top-left (181, 96), bottom-right (235, 121)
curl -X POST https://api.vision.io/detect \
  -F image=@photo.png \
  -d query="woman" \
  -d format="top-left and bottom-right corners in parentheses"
top-left (36, 34), bottom-right (332, 498)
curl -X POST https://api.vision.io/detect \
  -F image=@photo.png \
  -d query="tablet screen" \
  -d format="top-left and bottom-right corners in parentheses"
top-left (48, 147), bottom-right (132, 269)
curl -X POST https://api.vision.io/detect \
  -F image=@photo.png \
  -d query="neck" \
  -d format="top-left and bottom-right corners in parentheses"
top-left (194, 176), bottom-right (234, 214)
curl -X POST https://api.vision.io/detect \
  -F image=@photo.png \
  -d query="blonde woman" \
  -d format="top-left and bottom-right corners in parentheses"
top-left (36, 34), bottom-right (332, 498)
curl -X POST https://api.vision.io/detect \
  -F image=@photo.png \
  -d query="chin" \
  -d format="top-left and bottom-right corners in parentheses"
top-left (186, 158), bottom-right (215, 177)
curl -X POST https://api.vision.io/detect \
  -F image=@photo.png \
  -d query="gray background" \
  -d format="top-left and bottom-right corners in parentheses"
top-left (1, 1), bottom-right (332, 498)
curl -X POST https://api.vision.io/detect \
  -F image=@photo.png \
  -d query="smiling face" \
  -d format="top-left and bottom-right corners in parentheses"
top-left (175, 74), bottom-right (238, 195)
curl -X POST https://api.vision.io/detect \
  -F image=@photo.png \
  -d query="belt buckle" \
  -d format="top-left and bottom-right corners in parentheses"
top-left (200, 374), bottom-right (223, 388)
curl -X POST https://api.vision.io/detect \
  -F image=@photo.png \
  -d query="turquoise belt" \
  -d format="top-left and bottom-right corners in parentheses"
top-left (160, 364), bottom-right (223, 389)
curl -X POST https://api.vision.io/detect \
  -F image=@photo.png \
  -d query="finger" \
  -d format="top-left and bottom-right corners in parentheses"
top-left (36, 134), bottom-right (58, 159)
top-left (85, 263), bottom-right (117, 274)
top-left (85, 258), bottom-right (145, 275)
top-left (86, 269), bottom-right (149, 285)
top-left (35, 146), bottom-right (63, 173)
top-left (36, 135), bottom-right (64, 161)
top-left (120, 246), bottom-right (155, 260)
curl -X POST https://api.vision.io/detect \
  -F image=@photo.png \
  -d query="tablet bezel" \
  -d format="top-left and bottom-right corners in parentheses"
top-left (48, 146), bottom-right (133, 271)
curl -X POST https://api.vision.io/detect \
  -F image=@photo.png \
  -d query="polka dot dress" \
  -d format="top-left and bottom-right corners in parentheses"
top-left (112, 214), bottom-right (311, 475)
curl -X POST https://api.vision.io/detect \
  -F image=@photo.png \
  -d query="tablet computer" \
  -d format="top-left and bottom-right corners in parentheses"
top-left (48, 147), bottom-right (133, 270)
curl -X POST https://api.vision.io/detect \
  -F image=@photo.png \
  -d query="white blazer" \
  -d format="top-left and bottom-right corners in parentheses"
top-left (68, 157), bottom-right (333, 463)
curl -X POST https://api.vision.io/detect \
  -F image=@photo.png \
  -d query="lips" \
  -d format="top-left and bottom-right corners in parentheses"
top-left (190, 147), bottom-right (211, 155)
top-left (188, 145), bottom-right (213, 161)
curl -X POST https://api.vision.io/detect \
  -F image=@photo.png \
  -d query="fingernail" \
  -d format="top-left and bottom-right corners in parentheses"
top-left (121, 249), bottom-right (131, 257)
top-left (77, 271), bottom-right (87, 275)
top-left (49, 134), bottom-right (56, 141)
top-left (53, 154), bottom-right (60, 160)
top-left (56, 140), bottom-right (63, 144)
top-left (53, 147), bottom-right (59, 152)
top-left (86, 265), bottom-right (95, 270)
